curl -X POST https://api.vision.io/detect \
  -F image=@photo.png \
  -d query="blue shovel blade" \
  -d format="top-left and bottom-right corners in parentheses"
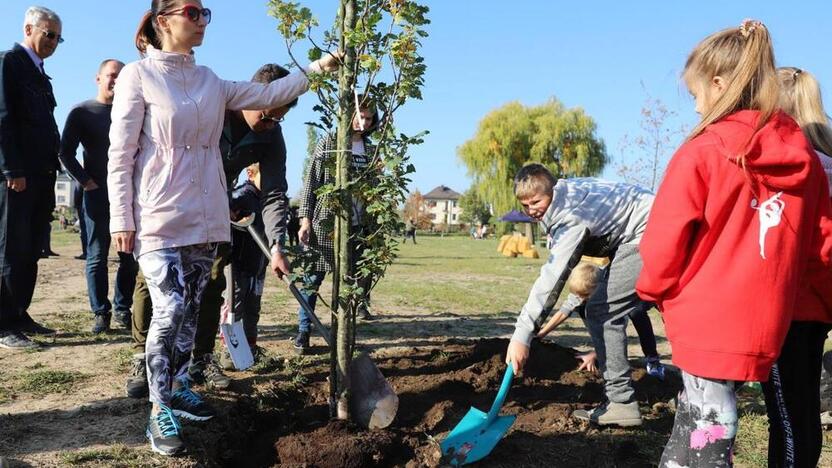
top-left (440, 407), bottom-right (517, 466)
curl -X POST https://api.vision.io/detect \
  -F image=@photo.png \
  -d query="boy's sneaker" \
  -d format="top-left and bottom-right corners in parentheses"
top-left (646, 359), bottom-right (666, 381)
top-left (0, 331), bottom-right (39, 349)
top-left (114, 310), bottom-right (132, 329)
top-left (293, 331), bottom-right (310, 355)
top-left (188, 354), bottom-right (231, 390)
top-left (126, 353), bottom-right (149, 398)
top-left (92, 313), bottom-right (111, 334)
top-left (146, 404), bottom-right (184, 456)
top-left (572, 401), bottom-right (643, 427)
top-left (170, 380), bottom-right (215, 421)
top-left (218, 347), bottom-right (235, 371)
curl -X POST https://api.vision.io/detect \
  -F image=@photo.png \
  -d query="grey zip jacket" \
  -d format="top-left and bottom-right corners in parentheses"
top-left (511, 178), bottom-right (654, 345)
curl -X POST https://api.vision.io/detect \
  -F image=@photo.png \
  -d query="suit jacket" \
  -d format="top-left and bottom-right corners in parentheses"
top-left (0, 43), bottom-right (60, 178)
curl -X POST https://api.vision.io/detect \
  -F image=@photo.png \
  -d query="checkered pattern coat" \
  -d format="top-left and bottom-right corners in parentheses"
top-left (298, 133), bottom-right (375, 272)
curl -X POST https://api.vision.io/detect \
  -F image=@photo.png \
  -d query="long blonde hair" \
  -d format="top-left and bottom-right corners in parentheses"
top-left (778, 67), bottom-right (832, 157)
top-left (683, 20), bottom-right (780, 167)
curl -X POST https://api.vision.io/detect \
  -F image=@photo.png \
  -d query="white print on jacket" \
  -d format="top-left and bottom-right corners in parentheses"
top-left (750, 192), bottom-right (785, 259)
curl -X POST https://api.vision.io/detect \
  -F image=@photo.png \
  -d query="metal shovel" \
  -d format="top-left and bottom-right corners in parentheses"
top-left (440, 366), bottom-right (516, 466)
top-left (230, 214), bottom-right (399, 429)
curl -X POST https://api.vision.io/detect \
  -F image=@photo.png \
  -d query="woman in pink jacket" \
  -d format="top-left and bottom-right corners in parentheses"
top-left (107, 0), bottom-right (339, 456)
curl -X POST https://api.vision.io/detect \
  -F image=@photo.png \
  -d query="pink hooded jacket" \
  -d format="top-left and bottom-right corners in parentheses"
top-left (108, 46), bottom-right (315, 256)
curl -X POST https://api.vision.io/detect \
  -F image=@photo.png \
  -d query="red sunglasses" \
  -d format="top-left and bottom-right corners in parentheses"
top-left (159, 4), bottom-right (212, 24)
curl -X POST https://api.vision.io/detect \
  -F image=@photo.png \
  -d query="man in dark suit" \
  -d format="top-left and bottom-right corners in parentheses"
top-left (0, 6), bottom-right (63, 349)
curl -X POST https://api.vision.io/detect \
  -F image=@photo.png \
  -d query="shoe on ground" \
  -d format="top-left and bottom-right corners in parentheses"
top-left (358, 307), bottom-right (376, 321)
top-left (92, 313), bottom-right (111, 334)
top-left (17, 317), bottom-right (55, 335)
top-left (74, 254), bottom-right (87, 260)
top-left (646, 360), bottom-right (666, 381)
top-left (293, 331), bottom-right (310, 355)
top-left (0, 331), bottom-right (39, 349)
top-left (252, 345), bottom-right (268, 363)
top-left (572, 401), bottom-right (643, 427)
top-left (188, 353), bottom-right (230, 390)
top-left (114, 309), bottom-right (132, 329)
top-left (126, 353), bottom-right (149, 399)
top-left (218, 346), bottom-right (235, 371)
top-left (146, 404), bottom-right (185, 456)
top-left (170, 380), bottom-right (216, 421)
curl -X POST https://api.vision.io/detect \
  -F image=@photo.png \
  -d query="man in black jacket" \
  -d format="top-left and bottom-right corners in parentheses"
top-left (0, 6), bottom-right (63, 349)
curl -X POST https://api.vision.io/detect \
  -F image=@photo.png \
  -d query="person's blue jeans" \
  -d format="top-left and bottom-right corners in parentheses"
top-left (84, 188), bottom-right (138, 316)
top-left (297, 271), bottom-right (326, 333)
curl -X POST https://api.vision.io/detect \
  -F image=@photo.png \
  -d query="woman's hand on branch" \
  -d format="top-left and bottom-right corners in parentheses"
top-left (312, 51), bottom-right (344, 73)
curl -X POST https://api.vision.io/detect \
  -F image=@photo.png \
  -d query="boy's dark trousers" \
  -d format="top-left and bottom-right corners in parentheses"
top-left (762, 321), bottom-right (831, 468)
top-left (131, 243), bottom-right (231, 357)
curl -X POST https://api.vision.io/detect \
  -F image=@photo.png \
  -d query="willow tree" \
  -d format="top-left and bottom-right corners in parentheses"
top-left (457, 99), bottom-right (607, 233)
top-left (267, 0), bottom-right (428, 420)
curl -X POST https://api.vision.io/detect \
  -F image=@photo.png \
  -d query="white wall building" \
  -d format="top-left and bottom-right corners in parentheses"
top-left (423, 185), bottom-right (463, 226)
top-left (55, 172), bottom-right (75, 208)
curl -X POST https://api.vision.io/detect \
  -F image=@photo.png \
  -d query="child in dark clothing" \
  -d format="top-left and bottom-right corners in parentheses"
top-left (226, 164), bottom-right (268, 349)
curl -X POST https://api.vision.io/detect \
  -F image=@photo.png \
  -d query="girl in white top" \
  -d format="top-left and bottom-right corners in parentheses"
top-left (107, 0), bottom-right (339, 456)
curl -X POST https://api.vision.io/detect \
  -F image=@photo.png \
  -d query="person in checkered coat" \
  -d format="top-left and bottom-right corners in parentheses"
top-left (294, 100), bottom-right (379, 353)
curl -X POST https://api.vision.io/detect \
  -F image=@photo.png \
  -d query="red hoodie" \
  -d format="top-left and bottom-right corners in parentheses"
top-left (636, 110), bottom-right (832, 382)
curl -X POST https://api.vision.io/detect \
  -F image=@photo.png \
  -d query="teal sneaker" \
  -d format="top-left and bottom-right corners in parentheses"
top-left (146, 404), bottom-right (184, 456)
top-left (171, 380), bottom-right (215, 421)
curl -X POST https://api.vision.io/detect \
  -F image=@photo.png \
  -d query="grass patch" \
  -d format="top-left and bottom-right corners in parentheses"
top-left (0, 385), bottom-right (10, 404)
top-left (16, 369), bottom-right (88, 396)
top-left (111, 347), bottom-right (136, 372)
top-left (59, 444), bottom-right (164, 467)
top-left (734, 412), bottom-right (769, 467)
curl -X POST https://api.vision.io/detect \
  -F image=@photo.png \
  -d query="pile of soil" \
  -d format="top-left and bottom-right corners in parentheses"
top-left (237, 338), bottom-right (681, 467)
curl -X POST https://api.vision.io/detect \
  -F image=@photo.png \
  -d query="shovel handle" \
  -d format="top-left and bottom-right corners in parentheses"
top-left (486, 366), bottom-right (514, 423)
top-left (241, 218), bottom-right (333, 347)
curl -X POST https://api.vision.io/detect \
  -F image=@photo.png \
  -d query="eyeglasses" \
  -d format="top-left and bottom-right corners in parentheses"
top-left (260, 113), bottom-right (283, 124)
top-left (33, 25), bottom-right (64, 44)
top-left (159, 4), bottom-right (212, 24)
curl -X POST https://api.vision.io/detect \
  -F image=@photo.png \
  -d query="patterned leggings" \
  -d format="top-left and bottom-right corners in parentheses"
top-left (661, 371), bottom-right (739, 467)
top-left (139, 243), bottom-right (217, 406)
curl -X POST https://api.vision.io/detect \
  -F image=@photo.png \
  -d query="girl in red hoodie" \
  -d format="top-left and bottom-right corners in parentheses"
top-left (761, 66), bottom-right (832, 468)
top-left (636, 20), bottom-right (832, 467)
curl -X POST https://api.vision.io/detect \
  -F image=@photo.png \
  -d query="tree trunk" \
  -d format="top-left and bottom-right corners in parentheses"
top-left (331, 0), bottom-right (357, 421)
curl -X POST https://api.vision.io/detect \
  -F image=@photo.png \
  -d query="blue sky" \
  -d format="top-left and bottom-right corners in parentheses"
top-left (2, 1), bottom-right (831, 197)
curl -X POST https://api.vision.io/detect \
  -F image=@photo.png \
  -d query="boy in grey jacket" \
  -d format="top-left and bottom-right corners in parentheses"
top-left (505, 163), bottom-right (654, 427)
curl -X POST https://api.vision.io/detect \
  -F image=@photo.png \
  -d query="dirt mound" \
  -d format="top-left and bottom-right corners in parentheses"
top-left (276, 420), bottom-right (398, 468)
top-left (238, 338), bottom-right (680, 467)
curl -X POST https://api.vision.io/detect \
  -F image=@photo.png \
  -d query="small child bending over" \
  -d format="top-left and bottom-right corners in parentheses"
top-left (537, 262), bottom-right (665, 379)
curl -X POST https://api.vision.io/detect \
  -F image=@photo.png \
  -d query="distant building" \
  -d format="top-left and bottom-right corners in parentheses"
top-left (55, 172), bottom-right (75, 208)
top-left (423, 185), bottom-right (462, 226)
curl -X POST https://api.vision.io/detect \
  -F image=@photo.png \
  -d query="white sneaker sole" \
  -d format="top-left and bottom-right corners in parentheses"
top-left (172, 409), bottom-right (214, 422)
top-left (145, 428), bottom-right (184, 456)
